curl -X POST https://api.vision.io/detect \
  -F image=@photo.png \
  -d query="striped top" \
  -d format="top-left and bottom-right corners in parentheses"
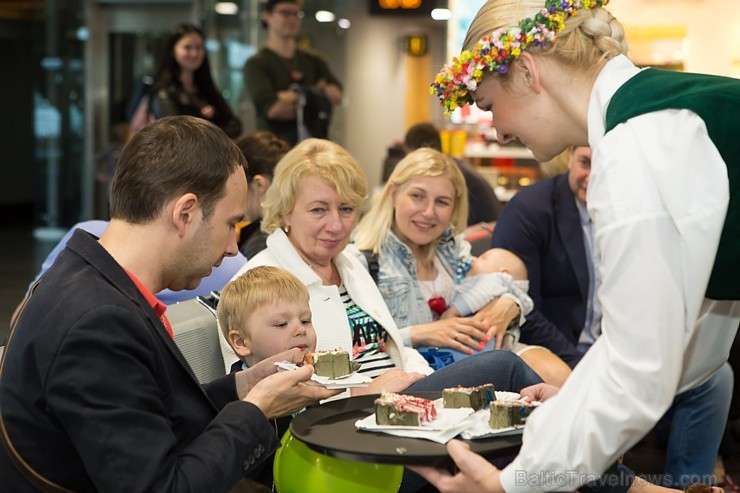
top-left (340, 286), bottom-right (396, 378)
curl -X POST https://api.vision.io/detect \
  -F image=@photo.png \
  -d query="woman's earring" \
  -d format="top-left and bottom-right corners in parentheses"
top-left (284, 225), bottom-right (291, 234)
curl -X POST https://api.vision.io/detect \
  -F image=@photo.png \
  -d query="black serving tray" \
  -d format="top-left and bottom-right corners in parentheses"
top-left (290, 391), bottom-right (522, 466)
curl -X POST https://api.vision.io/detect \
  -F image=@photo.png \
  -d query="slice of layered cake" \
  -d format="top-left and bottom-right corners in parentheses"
top-left (442, 384), bottom-right (496, 411)
top-left (304, 349), bottom-right (360, 379)
top-left (489, 400), bottom-right (535, 429)
top-left (374, 392), bottom-right (438, 426)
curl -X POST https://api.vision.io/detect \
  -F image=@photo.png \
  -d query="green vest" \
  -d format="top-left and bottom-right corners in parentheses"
top-left (605, 68), bottom-right (740, 300)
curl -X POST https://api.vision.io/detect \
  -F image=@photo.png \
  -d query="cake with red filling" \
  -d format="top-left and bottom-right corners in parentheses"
top-left (304, 349), bottom-right (360, 379)
top-left (442, 384), bottom-right (496, 411)
top-left (374, 392), bottom-right (438, 426)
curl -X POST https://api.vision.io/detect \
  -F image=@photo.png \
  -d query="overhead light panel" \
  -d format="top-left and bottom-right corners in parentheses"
top-left (215, 2), bottom-right (238, 15)
top-left (315, 10), bottom-right (336, 23)
top-left (431, 8), bottom-right (451, 20)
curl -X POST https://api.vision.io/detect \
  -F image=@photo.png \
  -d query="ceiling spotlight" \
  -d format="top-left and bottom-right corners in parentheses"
top-left (215, 2), bottom-right (238, 15)
top-left (338, 18), bottom-right (351, 29)
top-left (431, 8), bottom-right (451, 20)
top-left (315, 10), bottom-right (336, 23)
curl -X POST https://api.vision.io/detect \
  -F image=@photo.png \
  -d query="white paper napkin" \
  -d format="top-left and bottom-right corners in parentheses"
top-left (274, 361), bottom-right (372, 389)
top-left (459, 391), bottom-right (540, 439)
top-left (355, 399), bottom-right (474, 444)
top-left (458, 409), bottom-right (524, 439)
top-left (354, 392), bottom-right (537, 443)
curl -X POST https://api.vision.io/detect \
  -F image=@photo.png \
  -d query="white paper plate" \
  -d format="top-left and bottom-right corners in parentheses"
top-left (275, 360), bottom-right (372, 389)
top-left (459, 408), bottom-right (524, 439)
top-left (354, 392), bottom-right (537, 443)
top-left (356, 403), bottom-right (473, 432)
top-left (355, 398), bottom-right (475, 444)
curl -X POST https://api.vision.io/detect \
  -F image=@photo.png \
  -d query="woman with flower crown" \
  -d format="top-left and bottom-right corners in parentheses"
top-left (411, 0), bottom-right (740, 492)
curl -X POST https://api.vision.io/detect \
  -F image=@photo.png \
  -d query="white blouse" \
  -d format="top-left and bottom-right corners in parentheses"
top-left (501, 55), bottom-right (740, 492)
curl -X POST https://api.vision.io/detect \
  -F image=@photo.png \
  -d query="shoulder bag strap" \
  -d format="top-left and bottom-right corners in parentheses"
top-left (360, 249), bottom-right (380, 285)
top-left (0, 281), bottom-right (75, 493)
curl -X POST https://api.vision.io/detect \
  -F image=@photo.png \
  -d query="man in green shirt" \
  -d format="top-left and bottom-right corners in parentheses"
top-left (244, 0), bottom-right (342, 146)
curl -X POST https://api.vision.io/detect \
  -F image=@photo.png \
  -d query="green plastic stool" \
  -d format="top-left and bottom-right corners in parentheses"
top-left (274, 430), bottom-right (403, 493)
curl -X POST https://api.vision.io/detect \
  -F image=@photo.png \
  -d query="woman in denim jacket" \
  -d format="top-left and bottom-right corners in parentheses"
top-left (354, 148), bottom-right (570, 386)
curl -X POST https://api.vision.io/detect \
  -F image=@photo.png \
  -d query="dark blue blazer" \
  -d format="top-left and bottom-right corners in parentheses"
top-left (0, 230), bottom-right (278, 492)
top-left (492, 173), bottom-right (588, 368)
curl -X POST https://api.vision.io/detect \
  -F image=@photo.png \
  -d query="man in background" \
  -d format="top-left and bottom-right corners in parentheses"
top-left (235, 130), bottom-right (291, 259)
top-left (244, 0), bottom-right (342, 145)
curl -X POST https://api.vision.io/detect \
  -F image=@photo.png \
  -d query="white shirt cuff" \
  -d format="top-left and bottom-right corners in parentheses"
top-left (399, 326), bottom-right (413, 348)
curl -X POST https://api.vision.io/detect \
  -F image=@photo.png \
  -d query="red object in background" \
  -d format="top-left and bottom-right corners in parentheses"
top-left (461, 104), bottom-right (471, 119)
top-left (492, 157), bottom-right (515, 167)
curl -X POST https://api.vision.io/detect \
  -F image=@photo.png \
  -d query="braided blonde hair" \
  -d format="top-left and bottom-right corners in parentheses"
top-left (463, 0), bottom-right (627, 81)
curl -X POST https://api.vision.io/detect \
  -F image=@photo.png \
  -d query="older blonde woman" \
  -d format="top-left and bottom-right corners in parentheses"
top-left (229, 138), bottom-right (542, 398)
top-left (354, 147), bottom-right (570, 387)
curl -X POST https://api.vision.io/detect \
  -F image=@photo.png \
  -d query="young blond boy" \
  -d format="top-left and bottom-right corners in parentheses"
top-left (217, 265), bottom-right (321, 489)
top-left (218, 265), bottom-right (318, 372)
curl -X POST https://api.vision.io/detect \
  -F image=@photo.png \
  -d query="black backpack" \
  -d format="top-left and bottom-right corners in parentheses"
top-left (295, 84), bottom-right (333, 141)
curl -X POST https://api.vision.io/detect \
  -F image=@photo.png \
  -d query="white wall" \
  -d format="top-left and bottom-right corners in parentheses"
top-left (340, 0), bottom-right (740, 189)
top-left (605, 0), bottom-right (740, 77)
top-left (343, 5), bottom-right (446, 189)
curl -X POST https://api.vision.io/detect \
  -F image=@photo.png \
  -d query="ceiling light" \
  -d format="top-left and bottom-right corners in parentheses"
top-left (315, 10), bottom-right (336, 23)
top-left (338, 18), bottom-right (351, 29)
top-left (431, 8), bottom-right (451, 20)
top-left (215, 2), bottom-right (238, 15)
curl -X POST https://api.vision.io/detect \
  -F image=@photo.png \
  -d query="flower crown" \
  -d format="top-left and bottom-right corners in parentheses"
top-left (431, 0), bottom-right (610, 115)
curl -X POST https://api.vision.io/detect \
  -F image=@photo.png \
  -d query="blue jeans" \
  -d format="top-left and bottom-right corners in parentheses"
top-left (659, 362), bottom-right (733, 488)
top-left (407, 350), bottom-right (543, 393)
top-left (418, 335), bottom-right (507, 365)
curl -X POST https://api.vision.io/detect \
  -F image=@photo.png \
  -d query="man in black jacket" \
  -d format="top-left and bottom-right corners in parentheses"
top-left (0, 116), bottom-right (335, 492)
top-left (490, 147), bottom-right (591, 367)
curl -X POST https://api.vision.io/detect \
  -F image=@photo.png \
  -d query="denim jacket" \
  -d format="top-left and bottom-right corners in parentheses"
top-left (373, 229), bottom-right (473, 346)
top-left (365, 229), bottom-right (530, 348)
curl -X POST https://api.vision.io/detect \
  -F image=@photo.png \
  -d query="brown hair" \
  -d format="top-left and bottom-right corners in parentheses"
top-left (235, 131), bottom-right (290, 182)
top-left (110, 116), bottom-right (245, 222)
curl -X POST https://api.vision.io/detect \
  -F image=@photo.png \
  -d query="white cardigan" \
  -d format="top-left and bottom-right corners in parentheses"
top-left (227, 229), bottom-right (432, 376)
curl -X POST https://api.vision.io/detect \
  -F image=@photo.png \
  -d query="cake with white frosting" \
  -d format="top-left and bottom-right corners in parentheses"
top-left (375, 392), bottom-right (437, 426)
